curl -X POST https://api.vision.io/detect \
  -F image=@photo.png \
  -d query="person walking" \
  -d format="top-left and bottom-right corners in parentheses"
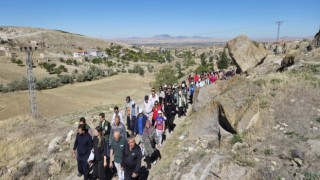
top-left (142, 120), bottom-right (157, 169)
top-left (111, 106), bottom-right (125, 125)
top-left (79, 117), bottom-right (93, 137)
top-left (149, 88), bottom-right (159, 106)
top-left (165, 101), bottom-right (176, 134)
top-left (125, 96), bottom-right (132, 131)
top-left (110, 114), bottom-right (127, 143)
top-left (151, 101), bottom-right (161, 126)
top-left (134, 108), bottom-right (148, 141)
top-left (129, 100), bottom-right (138, 136)
top-left (73, 125), bottom-right (93, 180)
top-left (143, 95), bottom-right (153, 121)
top-left (154, 110), bottom-right (165, 147)
top-left (110, 131), bottom-right (126, 180)
top-left (92, 126), bottom-right (106, 180)
top-left (177, 91), bottom-right (186, 118)
top-left (159, 86), bottom-right (165, 105)
top-left (189, 82), bottom-right (195, 105)
top-left (121, 137), bottom-right (142, 180)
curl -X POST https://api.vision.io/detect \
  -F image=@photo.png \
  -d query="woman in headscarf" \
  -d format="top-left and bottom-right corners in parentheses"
top-left (142, 120), bottom-right (158, 169)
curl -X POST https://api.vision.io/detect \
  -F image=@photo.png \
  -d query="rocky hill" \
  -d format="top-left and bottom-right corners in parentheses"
top-left (148, 35), bottom-right (320, 180)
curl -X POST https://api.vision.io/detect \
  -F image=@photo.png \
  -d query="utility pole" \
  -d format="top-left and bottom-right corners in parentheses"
top-left (24, 46), bottom-right (38, 118)
top-left (276, 21), bottom-right (284, 42)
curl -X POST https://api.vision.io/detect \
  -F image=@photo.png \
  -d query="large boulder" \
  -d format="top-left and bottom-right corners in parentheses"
top-left (227, 35), bottom-right (268, 73)
top-left (312, 30), bottom-right (320, 48)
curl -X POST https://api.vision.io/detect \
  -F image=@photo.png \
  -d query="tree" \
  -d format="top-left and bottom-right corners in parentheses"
top-left (217, 49), bottom-right (230, 70)
top-left (200, 53), bottom-right (207, 66)
top-left (164, 51), bottom-right (172, 63)
top-left (154, 66), bottom-right (178, 88)
top-left (183, 51), bottom-right (195, 68)
top-left (175, 61), bottom-right (184, 78)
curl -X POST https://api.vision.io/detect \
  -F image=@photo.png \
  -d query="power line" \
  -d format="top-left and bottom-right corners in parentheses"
top-left (276, 21), bottom-right (284, 42)
top-left (24, 47), bottom-right (38, 118)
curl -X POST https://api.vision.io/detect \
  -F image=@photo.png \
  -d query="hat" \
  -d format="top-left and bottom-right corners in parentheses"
top-left (164, 84), bottom-right (167, 88)
top-left (131, 100), bottom-right (135, 105)
top-left (138, 107), bottom-right (143, 114)
top-left (158, 110), bottom-right (162, 114)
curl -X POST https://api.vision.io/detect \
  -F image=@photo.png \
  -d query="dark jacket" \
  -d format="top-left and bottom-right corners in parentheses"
top-left (121, 144), bottom-right (142, 173)
top-left (165, 103), bottom-right (176, 118)
top-left (73, 132), bottom-right (93, 158)
top-left (134, 113), bottom-right (148, 135)
top-left (93, 136), bottom-right (105, 161)
top-left (99, 120), bottom-right (111, 143)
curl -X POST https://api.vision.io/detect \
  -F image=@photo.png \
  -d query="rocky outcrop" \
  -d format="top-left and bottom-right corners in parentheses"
top-left (277, 53), bottom-right (296, 72)
top-left (312, 30), bottom-right (320, 48)
top-left (48, 136), bottom-right (62, 154)
top-left (227, 35), bottom-right (268, 73)
top-left (192, 76), bottom-right (262, 138)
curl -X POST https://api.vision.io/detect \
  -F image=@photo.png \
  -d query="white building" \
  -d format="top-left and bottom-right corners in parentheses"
top-left (73, 50), bottom-right (88, 58)
top-left (73, 49), bottom-right (103, 58)
top-left (88, 50), bottom-right (103, 57)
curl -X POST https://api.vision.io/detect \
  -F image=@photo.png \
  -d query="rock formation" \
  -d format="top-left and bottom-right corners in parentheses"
top-left (227, 35), bottom-right (268, 73)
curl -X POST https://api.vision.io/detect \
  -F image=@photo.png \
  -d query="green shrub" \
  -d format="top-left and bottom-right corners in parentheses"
top-left (316, 117), bottom-right (320, 124)
top-left (60, 75), bottom-right (74, 84)
top-left (217, 48), bottom-right (230, 70)
top-left (183, 51), bottom-right (195, 68)
top-left (128, 65), bottom-right (144, 76)
top-left (231, 134), bottom-right (243, 144)
top-left (305, 172), bottom-right (320, 180)
top-left (76, 74), bottom-right (85, 82)
top-left (264, 148), bottom-right (273, 156)
top-left (153, 66), bottom-right (178, 88)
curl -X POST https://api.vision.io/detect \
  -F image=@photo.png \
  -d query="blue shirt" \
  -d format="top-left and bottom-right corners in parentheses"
top-left (138, 116), bottom-right (143, 135)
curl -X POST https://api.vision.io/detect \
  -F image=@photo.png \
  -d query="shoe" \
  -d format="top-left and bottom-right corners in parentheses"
top-left (77, 173), bottom-right (82, 177)
top-left (153, 160), bottom-right (157, 164)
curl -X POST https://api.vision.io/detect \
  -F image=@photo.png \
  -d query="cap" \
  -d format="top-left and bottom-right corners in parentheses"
top-left (138, 107), bottom-right (143, 114)
top-left (164, 84), bottom-right (167, 88)
top-left (131, 100), bottom-right (135, 105)
top-left (158, 110), bottom-right (162, 114)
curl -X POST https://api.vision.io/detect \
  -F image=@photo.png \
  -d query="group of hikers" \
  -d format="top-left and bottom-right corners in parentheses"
top-left (72, 70), bottom-right (235, 180)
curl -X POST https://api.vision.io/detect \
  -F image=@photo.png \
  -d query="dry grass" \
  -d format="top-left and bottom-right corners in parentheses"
top-left (0, 73), bottom-right (152, 120)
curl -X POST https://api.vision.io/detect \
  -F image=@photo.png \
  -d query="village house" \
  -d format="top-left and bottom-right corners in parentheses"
top-left (73, 49), bottom-right (103, 58)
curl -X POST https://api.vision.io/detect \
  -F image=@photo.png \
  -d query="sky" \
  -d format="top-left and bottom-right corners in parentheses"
top-left (1, 0), bottom-right (319, 39)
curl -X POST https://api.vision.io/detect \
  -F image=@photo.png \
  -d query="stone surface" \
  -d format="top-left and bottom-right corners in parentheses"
top-left (65, 130), bottom-right (74, 142)
top-left (293, 158), bottom-right (303, 167)
top-left (291, 149), bottom-right (304, 160)
top-left (227, 35), bottom-right (267, 73)
top-left (48, 136), bottom-right (62, 154)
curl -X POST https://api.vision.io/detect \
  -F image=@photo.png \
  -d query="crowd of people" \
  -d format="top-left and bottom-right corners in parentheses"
top-left (72, 70), bottom-right (235, 180)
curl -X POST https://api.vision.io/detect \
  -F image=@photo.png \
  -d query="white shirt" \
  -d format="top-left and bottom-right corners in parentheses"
top-left (111, 112), bottom-right (125, 125)
top-left (200, 81), bottom-right (205, 87)
top-left (149, 94), bottom-right (159, 105)
top-left (144, 100), bottom-right (153, 114)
